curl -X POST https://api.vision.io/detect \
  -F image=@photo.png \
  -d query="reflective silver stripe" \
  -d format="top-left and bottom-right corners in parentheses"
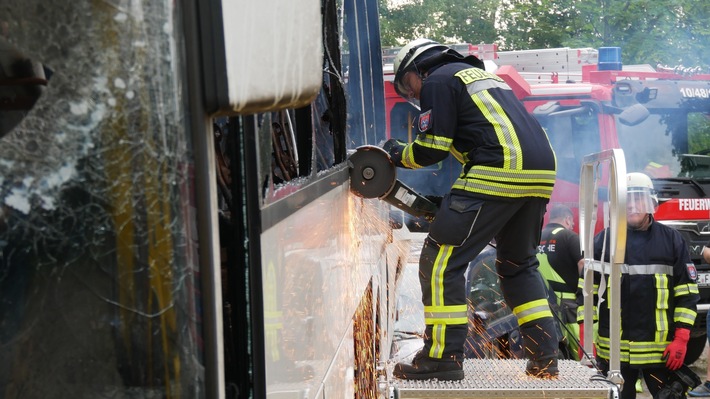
top-left (471, 90), bottom-right (520, 170)
top-left (432, 245), bottom-right (454, 306)
top-left (674, 283), bottom-right (699, 296)
top-left (430, 325), bottom-right (445, 358)
top-left (401, 144), bottom-right (422, 168)
top-left (655, 275), bottom-right (669, 341)
top-left (463, 165), bottom-right (556, 182)
top-left (588, 260), bottom-right (674, 275)
top-left (466, 79), bottom-right (511, 96)
top-left (424, 310), bottom-right (468, 320)
top-left (514, 300), bottom-right (552, 325)
top-left (674, 307), bottom-right (698, 324)
top-left (416, 134), bottom-right (453, 151)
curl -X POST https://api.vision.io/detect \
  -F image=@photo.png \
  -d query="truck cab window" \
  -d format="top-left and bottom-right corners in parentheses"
top-left (534, 103), bottom-right (601, 184)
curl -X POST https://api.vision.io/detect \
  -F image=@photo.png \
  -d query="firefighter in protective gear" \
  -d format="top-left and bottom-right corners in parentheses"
top-left (386, 38), bottom-right (559, 381)
top-left (576, 172), bottom-right (699, 399)
top-left (537, 204), bottom-right (584, 360)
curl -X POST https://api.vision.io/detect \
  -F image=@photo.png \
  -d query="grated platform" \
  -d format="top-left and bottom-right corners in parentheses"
top-left (392, 359), bottom-right (618, 398)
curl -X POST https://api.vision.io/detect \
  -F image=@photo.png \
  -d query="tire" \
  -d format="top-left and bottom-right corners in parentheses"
top-left (685, 332), bottom-right (707, 366)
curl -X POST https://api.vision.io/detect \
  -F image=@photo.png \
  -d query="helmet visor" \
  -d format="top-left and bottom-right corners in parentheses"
top-left (627, 188), bottom-right (656, 215)
top-left (393, 73), bottom-right (421, 110)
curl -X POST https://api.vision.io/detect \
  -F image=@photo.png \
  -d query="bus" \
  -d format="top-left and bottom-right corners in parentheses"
top-left (0, 0), bottom-right (402, 398)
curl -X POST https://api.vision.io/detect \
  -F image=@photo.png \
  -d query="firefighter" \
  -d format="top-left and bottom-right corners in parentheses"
top-left (577, 172), bottom-right (699, 399)
top-left (537, 204), bottom-right (584, 360)
top-left (385, 38), bottom-right (559, 381)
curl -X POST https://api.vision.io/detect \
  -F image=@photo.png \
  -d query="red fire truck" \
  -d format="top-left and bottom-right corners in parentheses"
top-left (383, 44), bottom-right (710, 364)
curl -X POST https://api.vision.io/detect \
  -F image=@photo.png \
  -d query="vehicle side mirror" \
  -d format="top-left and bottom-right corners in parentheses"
top-left (618, 103), bottom-right (650, 126)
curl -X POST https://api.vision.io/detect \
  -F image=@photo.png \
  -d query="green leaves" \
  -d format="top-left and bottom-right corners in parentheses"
top-left (379, 0), bottom-right (710, 69)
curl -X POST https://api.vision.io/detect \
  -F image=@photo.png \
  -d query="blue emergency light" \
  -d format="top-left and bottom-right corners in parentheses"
top-left (598, 47), bottom-right (622, 71)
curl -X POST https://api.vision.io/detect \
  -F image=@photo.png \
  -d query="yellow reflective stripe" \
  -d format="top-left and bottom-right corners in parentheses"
top-left (401, 144), bottom-right (422, 169)
top-left (674, 307), bottom-right (697, 325)
top-left (264, 310), bottom-right (283, 327)
top-left (629, 340), bottom-right (669, 351)
top-left (471, 90), bottom-right (520, 170)
top-left (452, 165), bottom-right (556, 198)
top-left (655, 308), bottom-right (666, 342)
top-left (415, 133), bottom-right (453, 151)
top-left (675, 283), bottom-right (699, 296)
top-left (558, 292), bottom-right (576, 300)
top-left (655, 275), bottom-right (669, 342)
top-left (576, 277), bottom-right (591, 292)
top-left (577, 277), bottom-right (597, 292)
top-left (425, 316), bottom-right (468, 324)
top-left (513, 298), bottom-right (553, 325)
top-left (551, 227), bottom-right (564, 235)
top-left (464, 165), bottom-right (557, 182)
top-left (430, 324), bottom-right (446, 358)
top-left (595, 346), bottom-right (629, 363)
top-left (432, 245), bottom-right (454, 307)
top-left (424, 305), bottom-right (468, 325)
top-left (452, 179), bottom-right (554, 198)
top-left (537, 253), bottom-right (566, 285)
top-left (596, 336), bottom-right (668, 364)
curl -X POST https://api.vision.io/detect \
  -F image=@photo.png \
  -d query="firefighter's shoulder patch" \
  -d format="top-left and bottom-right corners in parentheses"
top-left (687, 263), bottom-right (698, 281)
top-left (418, 110), bottom-right (432, 132)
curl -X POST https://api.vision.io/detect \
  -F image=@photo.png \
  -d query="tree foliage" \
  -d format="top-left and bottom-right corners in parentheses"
top-left (379, 0), bottom-right (498, 47)
top-left (379, 0), bottom-right (710, 68)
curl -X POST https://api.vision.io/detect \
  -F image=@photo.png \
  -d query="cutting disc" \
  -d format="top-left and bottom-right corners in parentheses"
top-left (348, 145), bottom-right (397, 199)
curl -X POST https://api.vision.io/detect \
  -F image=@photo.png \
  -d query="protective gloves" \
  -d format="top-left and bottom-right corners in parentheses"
top-left (663, 328), bottom-right (690, 370)
top-left (382, 138), bottom-right (405, 158)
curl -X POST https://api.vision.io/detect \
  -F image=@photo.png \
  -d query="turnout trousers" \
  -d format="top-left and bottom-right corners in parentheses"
top-left (419, 192), bottom-right (559, 362)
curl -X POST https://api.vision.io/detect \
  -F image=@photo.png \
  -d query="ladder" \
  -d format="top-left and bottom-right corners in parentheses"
top-left (390, 359), bottom-right (617, 398)
top-left (385, 150), bottom-right (627, 398)
top-left (493, 47), bottom-right (598, 83)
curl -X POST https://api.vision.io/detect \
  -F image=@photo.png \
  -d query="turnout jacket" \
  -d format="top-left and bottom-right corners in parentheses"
top-left (576, 221), bottom-right (699, 367)
top-left (388, 63), bottom-right (556, 199)
top-left (539, 223), bottom-right (582, 294)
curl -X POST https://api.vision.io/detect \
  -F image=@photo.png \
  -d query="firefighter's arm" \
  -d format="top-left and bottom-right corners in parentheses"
top-left (664, 237), bottom-right (700, 370)
top-left (664, 274), bottom-right (699, 370)
top-left (383, 136), bottom-right (449, 169)
top-left (671, 235), bottom-right (699, 329)
top-left (386, 79), bottom-right (458, 169)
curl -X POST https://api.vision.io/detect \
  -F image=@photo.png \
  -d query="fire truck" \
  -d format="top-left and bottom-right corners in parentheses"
top-left (383, 43), bottom-right (710, 365)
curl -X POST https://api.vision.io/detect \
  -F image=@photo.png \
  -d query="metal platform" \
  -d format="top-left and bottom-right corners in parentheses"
top-left (391, 359), bottom-right (618, 399)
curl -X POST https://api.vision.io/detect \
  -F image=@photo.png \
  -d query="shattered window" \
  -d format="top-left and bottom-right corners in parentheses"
top-left (1, 2), bottom-right (204, 398)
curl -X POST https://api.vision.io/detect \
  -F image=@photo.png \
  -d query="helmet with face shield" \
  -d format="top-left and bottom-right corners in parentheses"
top-left (626, 172), bottom-right (658, 215)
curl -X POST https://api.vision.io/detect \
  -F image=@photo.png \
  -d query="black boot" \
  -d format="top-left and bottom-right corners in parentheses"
top-left (393, 351), bottom-right (464, 381)
top-left (525, 357), bottom-right (559, 378)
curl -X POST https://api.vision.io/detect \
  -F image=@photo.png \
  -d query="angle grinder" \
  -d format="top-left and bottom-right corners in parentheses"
top-left (348, 145), bottom-right (439, 220)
